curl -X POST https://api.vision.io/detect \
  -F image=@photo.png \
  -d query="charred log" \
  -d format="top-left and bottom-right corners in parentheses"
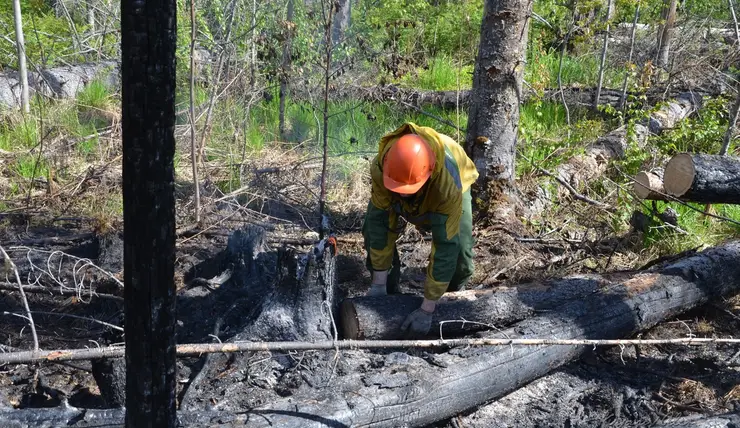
top-left (664, 153), bottom-right (740, 203)
top-left (340, 277), bottom-right (622, 340)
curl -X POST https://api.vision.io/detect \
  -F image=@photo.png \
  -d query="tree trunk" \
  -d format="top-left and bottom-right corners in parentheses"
top-left (278, 0), bottom-right (295, 140)
top-left (619, 2), bottom-right (641, 111)
top-left (464, 0), bottom-right (532, 210)
top-left (633, 169), bottom-right (666, 200)
top-left (178, 226), bottom-right (339, 412)
top-left (341, 276), bottom-right (620, 340)
top-left (663, 153), bottom-right (740, 203)
top-left (657, 0), bottom-right (679, 69)
top-left (12, 0), bottom-right (30, 113)
top-left (120, 0), bottom-right (178, 424)
top-left (331, 0), bottom-right (351, 45)
top-left (594, 0), bottom-right (613, 111)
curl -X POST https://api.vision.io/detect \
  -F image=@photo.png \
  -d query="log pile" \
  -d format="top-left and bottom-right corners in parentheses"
top-left (2, 235), bottom-right (740, 427)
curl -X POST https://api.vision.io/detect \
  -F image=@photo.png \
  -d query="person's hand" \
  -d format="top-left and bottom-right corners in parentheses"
top-left (366, 270), bottom-right (388, 296)
top-left (400, 307), bottom-right (434, 338)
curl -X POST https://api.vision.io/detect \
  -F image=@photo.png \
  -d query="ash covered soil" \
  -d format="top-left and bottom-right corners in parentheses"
top-left (1, 204), bottom-right (740, 427)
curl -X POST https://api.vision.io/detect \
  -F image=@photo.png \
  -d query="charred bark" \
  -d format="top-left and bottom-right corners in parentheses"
top-left (121, 0), bottom-right (178, 424)
top-left (178, 228), bottom-right (338, 411)
top-left (664, 153), bottom-right (740, 203)
top-left (340, 277), bottom-right (620, 340)
top-left (464, 0), bottom-right (532, 212)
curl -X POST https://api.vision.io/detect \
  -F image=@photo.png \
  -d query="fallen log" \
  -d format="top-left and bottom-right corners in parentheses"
top-left (634, 169), bottom-right (667, 200)
top-left (664, 153), bottom-right (740, 204)
top-left (5, 240), bottom-right (740, 427)
top-left (340, 276), bottom-right (619, 340)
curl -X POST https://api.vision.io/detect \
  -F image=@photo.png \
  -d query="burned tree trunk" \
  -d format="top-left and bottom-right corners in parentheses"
top-left (178, 227), bottom-right (339, 411)
top-left (465, 0), bottom-right (532, 214)
top-left (663, 153), bottom-right (740, 203)
top-left (121, 0), bottom-right (178, 424)
top-left (341, 277), bottom-right (621, 340)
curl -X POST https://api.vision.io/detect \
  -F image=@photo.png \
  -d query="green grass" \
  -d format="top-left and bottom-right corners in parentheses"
top-left (15, 155), bottom-right (47, 181)
top-left (0, 118), bottom-right (39, 150)
top-left (525, 47), bottom-right (628, 90)
top-left (398, 56), bottom-right (474, 91)
top-left (77, 80), bottom-right (112, 111)
top-left (640, 201), bottom-right (740, 253)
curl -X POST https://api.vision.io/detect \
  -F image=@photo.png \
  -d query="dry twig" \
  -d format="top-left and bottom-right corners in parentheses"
top-left (0, 245), bottom-right (39, 351)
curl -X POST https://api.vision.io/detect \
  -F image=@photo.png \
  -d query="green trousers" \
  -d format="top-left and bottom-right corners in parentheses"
top-left (365, 189), bottom-right (475, 295)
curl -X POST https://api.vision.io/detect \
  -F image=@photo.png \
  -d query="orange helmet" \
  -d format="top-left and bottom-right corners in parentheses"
top-left (382, 133), bottom-right (436, 195)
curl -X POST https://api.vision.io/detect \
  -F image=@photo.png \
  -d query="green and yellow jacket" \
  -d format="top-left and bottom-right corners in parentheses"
top-left (363, 122), bottom-right (479, 300)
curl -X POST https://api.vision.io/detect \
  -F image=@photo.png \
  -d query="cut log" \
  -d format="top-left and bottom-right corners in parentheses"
top-left (663, 153), bottom-right (740, 203)
top-left (9, 240), bottom-right (740, 427)
top-left (341, 276), bottom-right (620, 340)
top-left (634, 169), bottom-right (667, 200)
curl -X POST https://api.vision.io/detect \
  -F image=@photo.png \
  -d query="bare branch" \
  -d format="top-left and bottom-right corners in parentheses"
top-left (0, 245), bottom-right (38, 351)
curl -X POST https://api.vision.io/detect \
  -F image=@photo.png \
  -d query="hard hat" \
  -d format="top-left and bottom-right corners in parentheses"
top-left (382, 133), bottom-right (436, 195)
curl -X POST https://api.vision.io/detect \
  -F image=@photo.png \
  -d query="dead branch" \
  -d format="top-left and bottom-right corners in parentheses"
top-left (0, 245), bottom-right (38, 351)
top-left (0, 282), bottom-right (122, 302)
top-left (0, 337), bottom-right (739, 365)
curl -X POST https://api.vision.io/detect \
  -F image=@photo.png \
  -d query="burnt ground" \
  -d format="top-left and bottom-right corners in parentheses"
top-left (0, 203), bottom-right (739, 427)
top-left (0, 154), bottom-right (740, 426)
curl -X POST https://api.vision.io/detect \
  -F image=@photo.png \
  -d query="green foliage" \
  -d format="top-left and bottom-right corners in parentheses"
top-left (654, 97), bottom-right (731, 156)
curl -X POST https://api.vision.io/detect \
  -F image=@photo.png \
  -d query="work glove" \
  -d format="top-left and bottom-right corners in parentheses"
top-left (366, 283), bottom-right (387, 296)
top-left (400, 307), bottom-right (433, 339)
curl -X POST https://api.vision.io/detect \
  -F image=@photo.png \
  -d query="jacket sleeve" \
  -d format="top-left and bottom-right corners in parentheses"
top-left (362, 158), bottom-right (399, 272)
top-left (423, 183), bottom-right (463, 300)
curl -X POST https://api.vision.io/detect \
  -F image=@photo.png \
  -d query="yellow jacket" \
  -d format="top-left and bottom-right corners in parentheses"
top-left (362, 122), bottom-right (479, 300)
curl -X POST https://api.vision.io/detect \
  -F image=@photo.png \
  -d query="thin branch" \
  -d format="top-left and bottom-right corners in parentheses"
top-left (0, 282), bottom-right (122, 302)
top-left (0, 245), bottom-right (38, 351)
top-left (189, 0), bottom-right (201, 224)
top-left (1, 337), bottom-right (740, 365)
